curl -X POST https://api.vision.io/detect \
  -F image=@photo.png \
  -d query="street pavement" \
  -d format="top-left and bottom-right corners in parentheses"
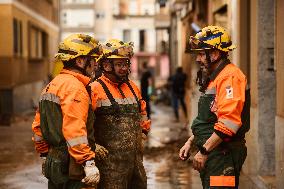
top-left (0, 104), bottom-right (254, 189)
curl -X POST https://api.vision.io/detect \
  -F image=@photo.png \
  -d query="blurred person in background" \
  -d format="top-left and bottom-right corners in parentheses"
top-left (32, 34), bottom-right (108, 189)
top-left (179, 26), bottom-right (250, 189)
top-left (170, 66), bottom-right (188, 122)
top-left (140, 61), bottom-right (153, 119)
top-left (89, 39), bottom-right (151, 189)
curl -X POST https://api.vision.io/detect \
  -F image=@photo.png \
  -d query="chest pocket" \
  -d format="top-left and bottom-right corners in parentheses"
top-left (197, 94), bottom-right (218, 123)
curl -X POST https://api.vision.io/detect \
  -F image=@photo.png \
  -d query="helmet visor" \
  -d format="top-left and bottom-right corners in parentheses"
top-left (188, 36), bottom-right (212, 52)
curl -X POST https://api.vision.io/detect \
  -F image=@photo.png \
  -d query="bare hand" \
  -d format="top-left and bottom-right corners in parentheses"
top-left (179, 141), bottom-right (192, 161)
top-left (192, 151), bottom-right (208, 171)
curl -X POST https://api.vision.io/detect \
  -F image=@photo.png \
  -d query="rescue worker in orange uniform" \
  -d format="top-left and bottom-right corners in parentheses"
top-left (89, 39), bottom-right (151, 189)
top-left (32, 34), bottom-right (108, 189)
top-left (179, 26), bottom-right (250, 189)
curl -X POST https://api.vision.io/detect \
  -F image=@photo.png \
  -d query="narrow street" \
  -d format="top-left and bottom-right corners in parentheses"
top-left (0, 105), bottom-right (252, 189)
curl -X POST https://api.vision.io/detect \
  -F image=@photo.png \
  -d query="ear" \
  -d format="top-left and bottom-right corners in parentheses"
top-left (103, 62), bottom-right (112, 72)
top-left (75, 57), bottom-right (85, 68)
top-left (210, 50), bottom-right (221, 61)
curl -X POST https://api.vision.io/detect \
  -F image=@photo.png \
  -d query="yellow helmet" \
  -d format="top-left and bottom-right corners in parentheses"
top-left (101, 39), bottom-right (134, 59)
top-left (55, 33), bottom-right (103, 62)
top-left (188, 25), bottom-right (236, 52)
top-left (52, 34), bottom-right (103, 78)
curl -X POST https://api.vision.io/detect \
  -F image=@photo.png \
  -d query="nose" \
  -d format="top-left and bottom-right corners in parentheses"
top-left (196, 54), bottom-right (201, 61)
top-left (121, 66), bottom-right (128, 71)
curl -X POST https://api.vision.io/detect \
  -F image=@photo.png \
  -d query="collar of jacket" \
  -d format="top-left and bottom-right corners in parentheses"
top-left (100, 74), bottom-right (122, 87)
top-left (60, 69), bottom-right (90, 86)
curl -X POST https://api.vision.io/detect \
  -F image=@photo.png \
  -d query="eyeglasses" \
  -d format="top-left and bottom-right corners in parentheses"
top-left (113, 61), bottom-right (130, 69)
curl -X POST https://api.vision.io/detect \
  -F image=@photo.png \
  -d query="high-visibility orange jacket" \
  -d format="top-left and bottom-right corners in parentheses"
top-left (207, 63), bottom-right (247, 136)
top-left (32, 69), bottom-right (95, 164)
top-left (89, 75), bottom-right (151, 134)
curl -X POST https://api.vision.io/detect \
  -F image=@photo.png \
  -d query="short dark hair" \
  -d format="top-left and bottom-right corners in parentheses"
top-left (176, 67), bottom-right (183, 73)
top-left (142, 62), bottom-right (148, 69)
top-left (63, 58), bottom-right (76, 69)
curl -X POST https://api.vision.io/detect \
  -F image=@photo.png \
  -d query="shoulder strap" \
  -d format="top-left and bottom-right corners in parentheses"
top-left (209, 59), bottom-right (230, 81)
top-left (86, 82), bottom-right (92, 99)
top-left (126, 81), bottom-right (141, 112)
top-left (97, 79), bottom-right (119, 107)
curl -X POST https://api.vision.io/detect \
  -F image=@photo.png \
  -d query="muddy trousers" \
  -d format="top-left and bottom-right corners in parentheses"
top-left (199, 144), bottom-right (247, 189)
top-left (48, 179), bottom-right (86, 189)
top-left (97, 152), bottom-right (147, 189)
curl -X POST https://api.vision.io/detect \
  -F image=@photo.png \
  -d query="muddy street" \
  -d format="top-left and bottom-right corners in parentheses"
top-left (0, 104), bottom-right (253, 189)
top-left (0, 104), bottom-right (203, 189)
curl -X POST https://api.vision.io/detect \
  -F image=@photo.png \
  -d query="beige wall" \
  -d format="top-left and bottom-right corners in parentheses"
top-left (242, 0), bottom-right (259, 177)
top-left (16, 0), bottom-right (59, 24)
top-left (0, 5), bottom-right (13, 57)
top-left (249, 0), bottom-right (258, 108)
top-left (276, 0), bottom-right (284, 117)
top-left (0, 3), bottom-right (59, 89)
top-left (275, 0), bottom-right (284, 188)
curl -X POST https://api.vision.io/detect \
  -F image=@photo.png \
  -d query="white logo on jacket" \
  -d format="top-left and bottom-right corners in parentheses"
top-left (226, 86), bottom-right (233, 99)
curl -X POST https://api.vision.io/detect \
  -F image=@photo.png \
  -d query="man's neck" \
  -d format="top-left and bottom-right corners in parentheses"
top-left (104, 73), bottom-right (119, 83)
top-left (67, 68), bottom-right (83, 75)
top-left (209, 58), bottom-right (224, 75)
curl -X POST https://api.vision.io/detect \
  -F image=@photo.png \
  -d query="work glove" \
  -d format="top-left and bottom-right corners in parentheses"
top-left (40, 156), bottom-right (46, 177)
top-left (95, 144), bottom-right (109, 161)
top-left (82, 160), bottom-right (100, 186)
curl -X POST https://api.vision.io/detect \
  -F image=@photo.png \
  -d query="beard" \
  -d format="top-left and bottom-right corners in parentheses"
top-left (116, 72), bottom-right (129, 83)
top-left (196, 61), bottom-right (211, 93)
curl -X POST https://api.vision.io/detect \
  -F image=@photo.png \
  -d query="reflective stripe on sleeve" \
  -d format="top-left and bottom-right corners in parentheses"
top-left (210, 176), bottom-right (235, 187)
top-left (66, 136), bottom-right (88, 147)
top-left (33, 133), bottom-right (43, 142)
top-left (219, 118), bottom-right (240, 133)
top-left (40, 93), bottom-right (60, 104)
top-left (205, 87), bottom-right (216, 95)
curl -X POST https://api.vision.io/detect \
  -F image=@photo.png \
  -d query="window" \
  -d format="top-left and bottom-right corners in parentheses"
top-left (123, 30), bottom-right (131, 42)
top-left (28, 23), bottom-right (48, 60)
top-left (96, 12), bottom-right (105, 19)
top-left (139, 30), bottom-right (145, 51)
top-left (13, 18), bottom-right (23, 57)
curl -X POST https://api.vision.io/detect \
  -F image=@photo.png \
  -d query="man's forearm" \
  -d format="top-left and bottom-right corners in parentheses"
top-left (203, 132), bottom-right (223, 152)
top-left (188, 135), bottom-right (194, 142)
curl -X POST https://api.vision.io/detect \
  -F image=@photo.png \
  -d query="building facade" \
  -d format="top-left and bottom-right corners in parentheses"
top-left (111, 0), bottom-right (170, 83)
top-left (0, 0), bottom-right (59, 125)
top-left (60, 0), bottom-right (95, 40)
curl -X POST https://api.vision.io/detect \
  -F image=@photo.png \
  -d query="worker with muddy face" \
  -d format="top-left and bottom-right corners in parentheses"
top-left (179, 26), bottom-right (250, 189)
top-left (89, 39), bottom-right (151, 189)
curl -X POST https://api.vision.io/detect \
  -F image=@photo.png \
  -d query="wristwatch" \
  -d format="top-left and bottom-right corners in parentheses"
top-left (198, 145), bottom-right (210, 155)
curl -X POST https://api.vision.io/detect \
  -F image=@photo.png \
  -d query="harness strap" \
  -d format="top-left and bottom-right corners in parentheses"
top-left (126, 81), bottom-right (141, 112)
top-left (97, 79), bottom-right (119, 110)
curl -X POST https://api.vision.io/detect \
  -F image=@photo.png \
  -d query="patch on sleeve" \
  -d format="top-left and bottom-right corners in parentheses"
top-left (225, 86), bottom-right (233, 99)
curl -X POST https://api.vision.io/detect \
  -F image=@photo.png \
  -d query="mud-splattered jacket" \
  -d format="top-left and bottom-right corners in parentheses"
top-left (31, 69), bottom-right (95, 164)
top-left (90, 75), bottom-right (151, 136)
